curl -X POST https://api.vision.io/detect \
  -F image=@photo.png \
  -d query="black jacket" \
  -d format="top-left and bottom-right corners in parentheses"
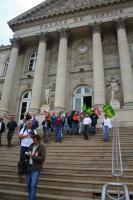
top-left (28, 143), bottom-right (46, 171)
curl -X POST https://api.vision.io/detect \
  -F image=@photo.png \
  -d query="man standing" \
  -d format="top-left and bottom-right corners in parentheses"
top-left (82, 114), bottom-right (92, 140)
top-left (7, 115), bottom-right (17, 147)
top-left (101, 114), bottom-right (112, 141)
top-left (18, 120), bottom-right (37, 175)
top-left (0, 117), bottom-right (5, 146)
top-left (26, 134), bottom-right (46, 200)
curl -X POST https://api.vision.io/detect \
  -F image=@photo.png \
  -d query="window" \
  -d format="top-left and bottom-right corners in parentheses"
top-left (28, 52), bottom-right (37, 71)
top-left (3, 58), bottom-right (9, 76)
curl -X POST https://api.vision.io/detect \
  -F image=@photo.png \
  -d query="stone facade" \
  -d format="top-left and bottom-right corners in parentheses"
top-left (0, 0), bottom-right (133, 125)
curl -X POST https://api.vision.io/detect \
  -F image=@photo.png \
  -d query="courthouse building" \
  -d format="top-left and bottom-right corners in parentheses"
top-left (0, 0), bottom-right (133, 125)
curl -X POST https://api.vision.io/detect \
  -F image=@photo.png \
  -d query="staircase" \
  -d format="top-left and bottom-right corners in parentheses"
top-left (0, 127), bottom-right (133, 200)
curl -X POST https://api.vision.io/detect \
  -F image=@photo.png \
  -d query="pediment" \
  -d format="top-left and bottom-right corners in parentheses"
top-left (8, 0), bottom-right (125, 29)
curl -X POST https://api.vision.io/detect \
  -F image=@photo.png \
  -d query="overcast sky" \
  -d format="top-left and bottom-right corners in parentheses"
top-left (0, 0), bottom-right (44, 45)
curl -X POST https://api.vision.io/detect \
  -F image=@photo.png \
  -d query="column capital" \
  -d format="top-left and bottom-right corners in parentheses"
top-left (10, 37), bottom-right (20, 48)
top-left (114, 17), bottom-right (126, 30)
top-left (58, 28), bottom-right (71, 39)
top-left (38, 32), bottom-right (50, 42)
top-left (89, 22), bottom-right (102, 33)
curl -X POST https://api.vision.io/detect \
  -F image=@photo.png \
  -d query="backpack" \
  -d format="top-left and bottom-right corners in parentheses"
top-left (73, 114), bottom-right (78, 121)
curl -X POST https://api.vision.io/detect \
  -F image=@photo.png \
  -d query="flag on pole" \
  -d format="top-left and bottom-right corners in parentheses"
top-left (103, 104), bottom-right (115, 118)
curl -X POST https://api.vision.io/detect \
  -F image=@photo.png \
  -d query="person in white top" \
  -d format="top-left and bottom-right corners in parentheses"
top-left (18, 120), bottom-right (37, 175)
top-left (101, 114), bottom-right (112, 141)
top-left (82, 114), bottom-right (92, 140)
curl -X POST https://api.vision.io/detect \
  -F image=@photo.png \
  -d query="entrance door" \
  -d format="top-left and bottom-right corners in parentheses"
top-left (83, 96), bottom-right (92, 108)
top-left (73, 86), bottom-right (92, 112)
top-left (19, 91), bottom-right (31, 124)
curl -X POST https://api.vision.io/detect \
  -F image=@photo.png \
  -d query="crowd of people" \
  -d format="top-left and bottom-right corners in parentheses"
top-left (0, 110), bottom-right (112, 200)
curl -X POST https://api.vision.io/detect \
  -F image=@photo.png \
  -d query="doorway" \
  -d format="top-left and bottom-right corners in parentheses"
top-left (73, 86), bottom-right (92, 112)
top-left (83, 96), bottom-right (92, 108)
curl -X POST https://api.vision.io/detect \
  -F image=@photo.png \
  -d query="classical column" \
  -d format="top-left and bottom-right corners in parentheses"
top-left (30, 33), bottom-right (49, 114)
top-left (116, 18), bottom-right (133, 107)
top-left (91, 22), bottom-right (105, 106)
top-left (54, 29), bottom-right (69, 110)
top-left (0, 38), bottom-right (20, 116)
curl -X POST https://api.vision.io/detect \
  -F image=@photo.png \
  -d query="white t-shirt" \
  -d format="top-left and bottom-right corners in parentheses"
top-left (19, 128), bottom-right (37, 147)
top-left (83, 117), bottom-right (92, 125)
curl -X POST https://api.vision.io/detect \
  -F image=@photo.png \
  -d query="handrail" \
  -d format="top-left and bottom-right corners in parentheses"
top-left (101, 116), bottom-right (130, 200)
top-left (112, 117), bottom-right (123, 177)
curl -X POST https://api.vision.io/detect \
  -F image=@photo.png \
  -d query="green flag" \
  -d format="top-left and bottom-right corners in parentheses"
top-left (103, 104), bottom-right (115, 118)
top-left (82, 104), bottom-right (87, 112)
top-left (86, 107), bottom-right (92, 115)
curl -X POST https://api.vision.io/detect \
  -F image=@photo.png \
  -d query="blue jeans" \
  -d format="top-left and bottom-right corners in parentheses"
top-left (103, 126), bottom-right (109, 141)
top-left (55, 127), bottom-right (61, 143)
top-left (72, 122), bottom-right (78, 135)
top-left (27, 170), bottom-right (40, 200)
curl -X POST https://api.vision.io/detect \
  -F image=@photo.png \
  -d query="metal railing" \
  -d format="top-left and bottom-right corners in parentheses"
top-left (101, 117), bottom-right (130, 200)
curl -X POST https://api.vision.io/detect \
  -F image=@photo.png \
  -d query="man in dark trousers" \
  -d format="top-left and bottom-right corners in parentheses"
top-left (0, 117), bottom-right (5, 146)
top-left (7, 115), bottom-right (17, 147)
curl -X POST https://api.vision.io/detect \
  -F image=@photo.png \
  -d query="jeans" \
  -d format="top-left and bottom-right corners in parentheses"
top-left (72, 122), bottom-right (78, 135)
top-left (55, 127), bottom-right (61, 143)
top-left (43, 128), bottom-right (51, 143)
top-left (83, 125), bottom-right (91, 140)
top-left (103, 126), bottom-right (109, 141)
top-left (27, 170), bottom-right (40, 200)
top-left (7, 130), bottom-right (15, 146)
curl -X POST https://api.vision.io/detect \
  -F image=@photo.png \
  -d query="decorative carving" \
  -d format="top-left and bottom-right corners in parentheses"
top-left (58, 28), bottom-right (71, 39)
top-left (9, 0), bottom-right (122, 25)
top-left (78, 42), bottom-right (88, 54)
top-left (114, 17), bottom-right (126, 30)
top-left (39, 32), bottom-right (50, 42)
top-left (10, 38), bottom-right (20, 47)
top-left (103, 37), bottom-right (117, 54)
top-left (106, 78), bottom-right (120, 101)
top-left (44, 87), bottom-right (50, 105)
top-left (89, 22), bottom-right (102, 33)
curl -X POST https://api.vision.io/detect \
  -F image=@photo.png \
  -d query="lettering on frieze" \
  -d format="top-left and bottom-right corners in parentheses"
top-left (40, 8), bottom-right (124, 30)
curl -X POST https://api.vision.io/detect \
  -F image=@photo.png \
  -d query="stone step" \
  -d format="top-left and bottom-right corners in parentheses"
top-left (0, 181), bottom-right (132, 198)
top-left (0, 174), bottom-right (133, 185)
top-left (0, 189), bottom-right (97, 200)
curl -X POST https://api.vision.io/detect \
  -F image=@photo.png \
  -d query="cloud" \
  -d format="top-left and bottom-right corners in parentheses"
top-left (0, 0), bottom-right (44, 45)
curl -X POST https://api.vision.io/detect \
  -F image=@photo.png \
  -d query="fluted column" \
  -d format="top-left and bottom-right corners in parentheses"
top-left (54, 29), bottom-right (69, 110)
top-left (91, 22), bottom-right (105, 106)
top-left (30, 33), bottom-right (48, 114)
top-left (116, 18), bottom-right (133, 107)
top-left (0, 38), bottom-right (20, 116)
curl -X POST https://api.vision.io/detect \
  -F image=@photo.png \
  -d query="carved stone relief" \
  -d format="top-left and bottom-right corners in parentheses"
top-left (77, 40), bottom-right (89, 65)
top-left (103, 37), bottom-right (117, 54)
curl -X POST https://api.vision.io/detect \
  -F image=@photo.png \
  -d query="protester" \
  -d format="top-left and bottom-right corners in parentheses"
top-left (26, 134), bottom-right (46, 200)
top-left (82, 114), bottom-right (92, 140)
top-left (90, 110), bottom-right (99, 134)
top-left (42, 116), bottom-right (51, 143)
top-left (0, 117), bottom-right (5, 146)
top-left (101, 114), bottom-right (112, 141)
top-left (55, 113), bottom-right (63, 143)
top-left (32, 115), bottom-right (39, 130)
top-left (18, 120), bottom-right (37, 175)
top-left (7, 115), bottom-right (17, 147)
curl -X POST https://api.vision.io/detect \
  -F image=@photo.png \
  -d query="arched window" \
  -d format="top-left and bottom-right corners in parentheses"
top-left (3, 58), bottom-right (9, 76)
top-left (73, 86), bottom-right (92, 112)
top-left (19, 91), bottom-right (31, 122)
top-left (28, 52), bottom-right (37, 71)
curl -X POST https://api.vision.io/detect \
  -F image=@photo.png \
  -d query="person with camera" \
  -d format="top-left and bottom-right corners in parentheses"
top-left (18, 120), bottom-right (37, 175)
top-left (25, 134), bottom-right (46, 200)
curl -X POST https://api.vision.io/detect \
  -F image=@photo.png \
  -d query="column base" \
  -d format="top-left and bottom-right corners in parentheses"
top-left (54, 107), bottom-right (66, 113)
top-left (29, 108), bottom-right (40, 116)
top-left (110, 100), bottom-right (120, 109)
top-left (123, 102), bottom-right (133, 109)
top-left (0, 108), bottom-right (9, 117)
